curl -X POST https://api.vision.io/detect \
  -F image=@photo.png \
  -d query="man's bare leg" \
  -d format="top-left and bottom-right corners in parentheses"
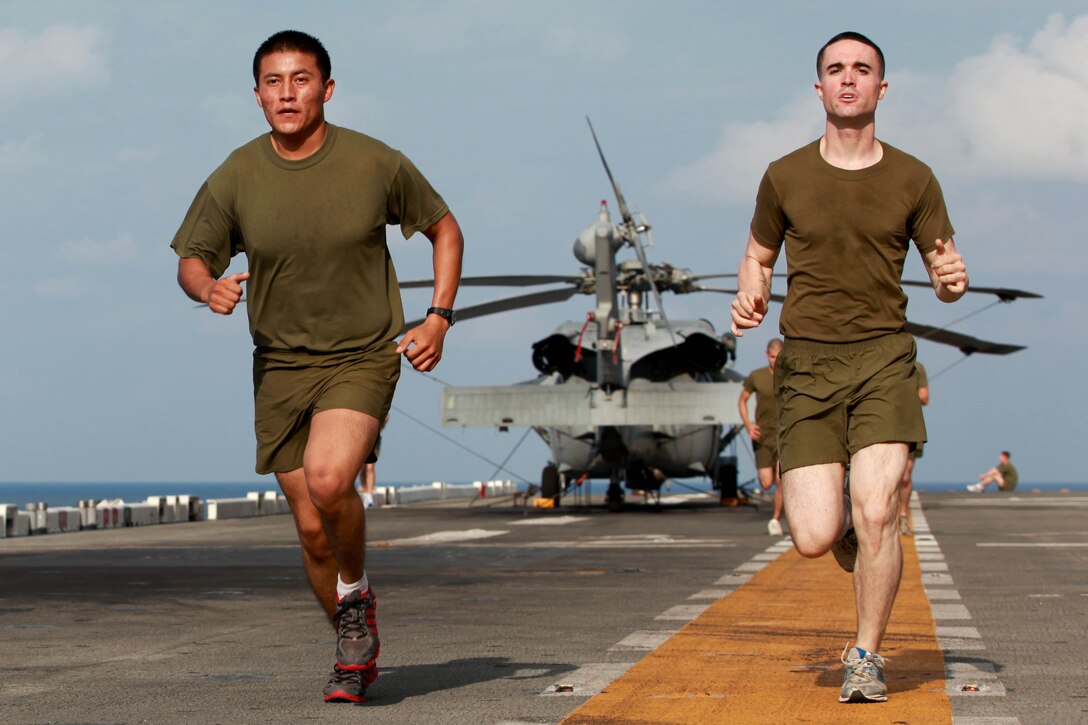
top-left (899, 457), bottom-right (914, 519)
top-left (276, 409), bottom-right (379, 622)
top-left (304, 409), bottom-right (379, 583)
top-left (782, 462), bottom-right (849, 557)
top-left (849, 442), bottom-right (908, 652)
top-left (277, 468), bottom-right (338, 622)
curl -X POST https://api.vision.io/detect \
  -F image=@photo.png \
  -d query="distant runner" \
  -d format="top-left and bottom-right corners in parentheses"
top-left (730, 31), bottom-right (969, 704)
top-left (898, 361), bottom-right (929, 535)
top-left (738, 338), bottom-right (785, 535)
top-left (171, 30), bottom-right (463, 703)
top-left (968, 450), bottom-right (1018, 493)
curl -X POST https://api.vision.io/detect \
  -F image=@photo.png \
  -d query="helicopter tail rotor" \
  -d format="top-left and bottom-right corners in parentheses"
top-left (586, 117), bottom-right (678, 347)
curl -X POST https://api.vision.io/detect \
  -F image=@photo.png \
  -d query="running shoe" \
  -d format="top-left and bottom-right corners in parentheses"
top-left (839, 645), bottom-right (888, 703)
top-left (767, 518), bottom-right (783, 536)
top-left (831, 527), bottom-right (858, 573)
top-left (966, 483), bottom-right (984, 493)
top-left (323, 664), bottom-right (367, 703)
top-left (898, 515), bottom-right (912, 536)
top-left (335, 588), bottom-right (380, 675)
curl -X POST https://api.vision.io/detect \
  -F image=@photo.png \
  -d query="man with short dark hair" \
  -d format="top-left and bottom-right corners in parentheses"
top-left (738, 338), bottom-right (785, 535)
top-left (731, 31), bottom-right (969, 703)
top-left (898, 361), bottom-right (929, 534)
top-left (968, 451), bottom-right (1018, 492)
top-left (172, 30), bottom-right (464, 703)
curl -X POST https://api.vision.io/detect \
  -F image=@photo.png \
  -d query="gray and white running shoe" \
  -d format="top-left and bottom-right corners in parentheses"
top-left (839, 645), bottom-right (888, 703)
top-left (323, 665), bottom-right (367, 703)
top-left (335, 588), bottom-right (380, 675)
top-left (831, 493), bottom-right (858, 572)
top-left (831, 527), bottom-right (858, 573)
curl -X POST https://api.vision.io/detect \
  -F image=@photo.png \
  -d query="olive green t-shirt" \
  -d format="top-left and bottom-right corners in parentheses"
top-left (916, 361), bottom-right (928, 390)
top-left (750, 140), bottom-right (954, 343)
top-left (171, 124), bottom-right (449, 356)
top-left (742, 366), bottom-right (778, 434)
top-left (997, 462), bottom-right (1018, 490)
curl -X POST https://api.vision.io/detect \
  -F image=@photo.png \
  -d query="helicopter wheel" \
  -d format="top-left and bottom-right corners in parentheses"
top-left (606, 468), bottom-right (625, 513)
top-left (541, 464), bottom-right (561, 504)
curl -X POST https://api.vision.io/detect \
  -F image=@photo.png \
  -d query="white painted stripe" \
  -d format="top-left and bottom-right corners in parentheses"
top-left (919, 561), bottom-right (950, 572)
top-left (932, 603), bottom-right (971, 620)
top-left (655, 604), bottom-right (711, 621)
top-left (914, 496), bottom-right (1011, 709)
top-left (507, 515), bottom-right (590, 526)
top-left (977, 542), bottom-right (1088, 548)
top-left (688, 589), bottom-right (733, 600)
top-left (381, 529), bottom-right (509, 546)
top-left (939, 637), bottom-right (986, 651)
top-left (752, 553), bottom-right (780, 561)
top-left (916, 552), bottom-right (945, 561)
top-left (542, 662), bottom-right (636, 696)
top-left (734, 561), bottom-right (768, 573)
top-left (715, 573), bottom-right (752, 586)
top-left (519, 535), bottom-right (733, 549)
top-left (609, 630), bottom-right (676, 651)
top-left (946, 660), bottom-right (1007, 696)
top-left (937, 626), bottom-right (981, 639)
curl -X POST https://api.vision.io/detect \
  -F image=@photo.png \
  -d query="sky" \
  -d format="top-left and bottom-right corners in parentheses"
top-left (2, 1), bottom-right (1086, 489)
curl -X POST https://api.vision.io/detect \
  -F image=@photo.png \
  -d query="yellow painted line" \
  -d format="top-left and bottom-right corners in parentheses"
top-left (562, 536), bottom-right (950, 724)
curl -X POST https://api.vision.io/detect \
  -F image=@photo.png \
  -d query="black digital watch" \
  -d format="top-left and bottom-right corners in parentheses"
top-left (426, 306), bottom-right (456, 327)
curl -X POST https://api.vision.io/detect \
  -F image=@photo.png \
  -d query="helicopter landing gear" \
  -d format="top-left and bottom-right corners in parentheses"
top-left (541, 464), bottom-right (561, 504)
top-left (606, 468), bottom-right (625, 513)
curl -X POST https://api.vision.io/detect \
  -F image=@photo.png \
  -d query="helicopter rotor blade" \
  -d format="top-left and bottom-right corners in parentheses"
top-left (898, 279), bottom-right (1043, 301)
top-left (689, 286), bottom-right (1024, 355)
top-left (692, 275), bottom-right (1042, 303)
top-left (399, 275), bottom-right (584, 289)
top-left (904, 321), bottom-right (1026, 355)
top-left (587, 117), bottom-right (678, 347)
top-left (400, 286), bottom-right (581, 332)
top-left (586, 117), bottom-right (634, 226)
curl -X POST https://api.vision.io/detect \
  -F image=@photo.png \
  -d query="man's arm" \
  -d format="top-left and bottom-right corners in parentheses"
top-left (737, 388), bottom-right (761, 441)
top-left (177, 257), bottom-right (249, 315)
top-left (731, 231), bottom-right (779, 336)
top-left (921, 237), bottom-right (969, 303)
top-left (397, 211), bottom-right (465, 372)
top-left (918, 385), bottom-right (930, 406)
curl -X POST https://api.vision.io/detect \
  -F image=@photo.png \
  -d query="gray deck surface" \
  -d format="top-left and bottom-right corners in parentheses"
top-left (1, 490), bottom-right (1085, 724)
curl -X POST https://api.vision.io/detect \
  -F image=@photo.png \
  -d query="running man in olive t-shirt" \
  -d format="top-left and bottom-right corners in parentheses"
top-left (171, 31), bottom-right (464, 704)
top-left (730, 32), bottom-right (969, 704)
top-left (898, 361), bottom-right (929, 535)
top-left (968, 450), bottom-right (1018, 492)
top-left (739, 338), bottom-right (785, 535)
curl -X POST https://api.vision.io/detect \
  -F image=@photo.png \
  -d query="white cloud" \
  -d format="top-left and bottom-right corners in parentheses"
top-left (57, 234), bottom-right (139, 265)
top-left (0, 133), bottom-right (45, 169)
top-left (0, 24), bottom-right (107, 92)
top-left (542, 25), bottom-right (629, 61)
top-left (657, 97), bottom-right (822, 205)
top-left (663, 13), bottom-right (1088, 204)
top-left (35, 276), bottom-right (95, 299)
top-left (116, 146), bottom-right (163, 164)
top-left (952, 14), bottom-right (1088, 180)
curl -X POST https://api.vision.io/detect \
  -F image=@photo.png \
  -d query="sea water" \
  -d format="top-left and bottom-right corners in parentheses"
top-left (1, 480), bottom-right (1081, 509)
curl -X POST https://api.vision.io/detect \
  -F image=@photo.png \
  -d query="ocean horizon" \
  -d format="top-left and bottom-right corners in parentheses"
top-left (0, 480), bottom-right (1084, 509)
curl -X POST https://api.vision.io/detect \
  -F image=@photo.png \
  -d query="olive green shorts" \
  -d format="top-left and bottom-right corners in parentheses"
top-left (911, 442), bottom-right (925, 460)
top-left (252, 342), bottom-right (401, 475)
top-left (752, 435), bottom-right (779, 470)
top-left (774, 332), bottom-right (926, 474)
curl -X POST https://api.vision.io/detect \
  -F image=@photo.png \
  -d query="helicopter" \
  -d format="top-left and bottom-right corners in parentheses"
top-left (400, 120), bottom-right (1041, 511)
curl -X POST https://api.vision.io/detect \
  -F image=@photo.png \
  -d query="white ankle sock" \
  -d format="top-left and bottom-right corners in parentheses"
top-left (336, 573), bottom-right (368, 600)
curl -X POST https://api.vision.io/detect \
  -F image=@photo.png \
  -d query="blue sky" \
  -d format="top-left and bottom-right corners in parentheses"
top-left (2, 1), bottom-right (1085, 487)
